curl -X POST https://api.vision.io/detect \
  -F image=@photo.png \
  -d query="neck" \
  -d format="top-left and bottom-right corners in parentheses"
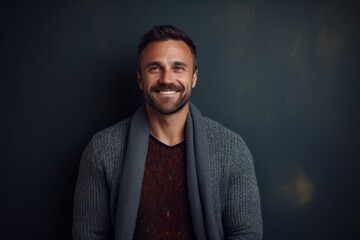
top-left (145, 103), bottom-right (190, 147)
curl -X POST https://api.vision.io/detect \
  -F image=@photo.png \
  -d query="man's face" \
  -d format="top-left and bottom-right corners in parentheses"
top-left (137, 40), bottom-right (198, 114)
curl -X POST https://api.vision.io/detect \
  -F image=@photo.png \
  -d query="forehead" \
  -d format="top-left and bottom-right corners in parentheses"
top-left (140, 40), bottom-right (194, 66)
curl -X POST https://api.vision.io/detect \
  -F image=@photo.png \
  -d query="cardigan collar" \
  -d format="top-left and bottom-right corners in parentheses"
top-left (115, 103), bottom-right (219, 240)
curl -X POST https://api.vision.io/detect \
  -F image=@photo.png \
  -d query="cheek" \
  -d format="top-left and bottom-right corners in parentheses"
top-left (142, 78), bottom-right (156, 91)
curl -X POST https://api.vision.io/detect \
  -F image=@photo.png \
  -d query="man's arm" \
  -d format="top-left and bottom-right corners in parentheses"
top-left (73, 136), bottom-right (113, 240)
top-left (223, 140), bottom-right (263, 239)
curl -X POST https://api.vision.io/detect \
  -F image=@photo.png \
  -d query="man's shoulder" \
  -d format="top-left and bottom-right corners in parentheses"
top-left (202, 116), bottom-right (244, 143)
top-left (202, 115), bottom-right (253, 164)
top-left (190, 103), bottom-right (245, 146)
top-left (202, 115), bottom-right (252, 155)
top-left (90, 117), bottom-right (132, 147)
top-left (79, 117), bottom-right (132, 170)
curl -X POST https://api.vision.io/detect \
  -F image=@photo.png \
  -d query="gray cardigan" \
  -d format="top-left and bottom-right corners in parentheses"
top-left (73, 103), bottom-right (263, 240)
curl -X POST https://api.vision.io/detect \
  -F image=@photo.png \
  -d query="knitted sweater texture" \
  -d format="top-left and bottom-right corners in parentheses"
top-left (73, 103), bottom-right (263, 240)
top-left (133, 136), bottom-right (195, 239)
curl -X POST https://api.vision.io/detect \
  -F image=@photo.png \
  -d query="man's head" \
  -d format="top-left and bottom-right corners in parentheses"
top-left (137, 25), bottom-right (198, 115)
top-left (137, 25), bottom-right (197, 71)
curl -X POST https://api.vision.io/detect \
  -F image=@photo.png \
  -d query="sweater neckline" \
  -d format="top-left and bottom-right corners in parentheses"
top-left (149, 134), bottom-right (185, 149)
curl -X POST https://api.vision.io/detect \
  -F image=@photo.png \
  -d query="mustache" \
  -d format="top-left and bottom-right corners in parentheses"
top-left (150, 83), bottom-right (184, 92)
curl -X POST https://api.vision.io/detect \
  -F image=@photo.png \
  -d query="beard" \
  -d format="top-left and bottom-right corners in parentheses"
top-left (144, 82), bottom-right (191, 114)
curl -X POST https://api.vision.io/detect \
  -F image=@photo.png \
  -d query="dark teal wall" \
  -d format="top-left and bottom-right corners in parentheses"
top-left (1, 1), bottom-right (359, 239)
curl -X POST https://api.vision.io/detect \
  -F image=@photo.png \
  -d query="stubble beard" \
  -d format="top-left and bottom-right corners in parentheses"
top-left (144, 83), bottom-right (191, 115)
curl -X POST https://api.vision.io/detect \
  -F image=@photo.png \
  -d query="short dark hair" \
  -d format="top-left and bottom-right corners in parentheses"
top-left (137, 25), bottom-right (197, 70)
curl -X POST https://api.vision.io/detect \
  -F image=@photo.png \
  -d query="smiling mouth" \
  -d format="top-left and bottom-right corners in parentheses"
top-left (158, 91), bottom-right (178, 95)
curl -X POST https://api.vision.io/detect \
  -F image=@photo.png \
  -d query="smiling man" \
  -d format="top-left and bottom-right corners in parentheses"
top-left (73, 25), bottom-right (263, 240)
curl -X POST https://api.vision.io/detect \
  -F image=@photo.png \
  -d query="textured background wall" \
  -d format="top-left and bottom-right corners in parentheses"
top-left (1, 1), bottom-right (359, 239)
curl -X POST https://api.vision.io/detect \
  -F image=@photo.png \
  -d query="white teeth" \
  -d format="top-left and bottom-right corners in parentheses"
top-left (159, 91), bottom-right (177, 95)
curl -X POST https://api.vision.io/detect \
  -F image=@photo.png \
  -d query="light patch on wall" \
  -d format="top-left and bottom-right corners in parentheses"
top-left (317, 2), bottom-right (354, 69)
top-left (215, 0), bottom-right (257, 53)
top-left (318, 26), bottom-right (348, 64)
top-left (214, 0), bottom-right (258, 116)
top-left (275, 166), bottom-right (314, 208)
top-left (287, 24), bottom-right (316, 110)
top-left (216, 0), bottom-right (256, 32)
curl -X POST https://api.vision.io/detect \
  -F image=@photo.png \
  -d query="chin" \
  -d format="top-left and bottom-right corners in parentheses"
top-left (148, 101), bottom-right (189, 115)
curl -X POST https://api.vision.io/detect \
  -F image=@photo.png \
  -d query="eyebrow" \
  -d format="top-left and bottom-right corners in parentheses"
top-left (145, 61), bottom-right (189, 69)
top-left (145, 61), bottom-right (163, 69)
top-left (172, 61), bottom-right (188, 67)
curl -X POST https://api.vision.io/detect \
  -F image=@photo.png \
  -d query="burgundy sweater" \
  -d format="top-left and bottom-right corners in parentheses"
top-left (133, 135), bottom-right (195, 240)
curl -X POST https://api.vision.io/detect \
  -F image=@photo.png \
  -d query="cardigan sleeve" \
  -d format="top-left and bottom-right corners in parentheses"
top-left (222, 139), bottom-right (263, 240)
top-left (73, 135), bottom-right (113, 240)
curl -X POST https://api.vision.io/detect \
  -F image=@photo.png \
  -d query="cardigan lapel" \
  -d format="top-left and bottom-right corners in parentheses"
top-left (115, 105), bottom-right (149, 240)
top-left (187, 103), bottom-right (220, 240)
top-left (186, 109), bottom-right (208, 239)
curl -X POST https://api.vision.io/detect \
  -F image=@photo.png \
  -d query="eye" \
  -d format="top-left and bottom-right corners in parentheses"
top-left (173, 66), bottom-right (186, 72)
top-left (148, 66), bottom-right (161, 73)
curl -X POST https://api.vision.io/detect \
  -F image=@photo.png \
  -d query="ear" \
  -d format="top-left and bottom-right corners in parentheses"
top-left (191, 69), bottom-right (198, 88)
top-left (137, 71), bottom-right (143, 90)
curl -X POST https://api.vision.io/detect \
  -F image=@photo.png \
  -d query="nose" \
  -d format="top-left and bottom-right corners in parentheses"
top-left (159, 68), bottom-right (174, 84)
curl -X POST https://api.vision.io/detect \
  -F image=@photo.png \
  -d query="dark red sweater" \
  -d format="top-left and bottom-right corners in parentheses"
top-left (133, 135), bottom-right (195, 240)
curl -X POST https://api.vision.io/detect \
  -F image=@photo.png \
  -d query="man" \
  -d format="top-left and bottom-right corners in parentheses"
top-left (73, 25), bottom-right (263, 240)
